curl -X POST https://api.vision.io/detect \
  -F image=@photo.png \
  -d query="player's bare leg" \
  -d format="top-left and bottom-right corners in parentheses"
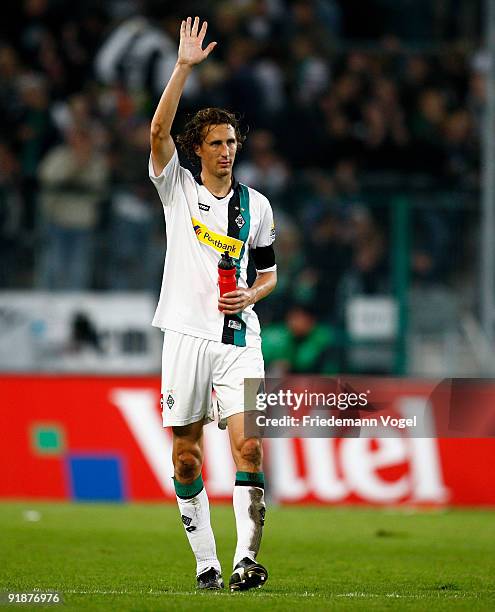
top-left (227, 412), bottom-right (268, 591)
top-left (172, 420), bottom-right (223, 589)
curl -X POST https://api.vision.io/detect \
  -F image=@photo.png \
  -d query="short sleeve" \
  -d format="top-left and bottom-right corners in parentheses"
top-left (148, 149), bottom-right (182, 207)
top-left (253, 197), bottom-right (276, 248)
top-left (252, 196), bottom-right (276, 272)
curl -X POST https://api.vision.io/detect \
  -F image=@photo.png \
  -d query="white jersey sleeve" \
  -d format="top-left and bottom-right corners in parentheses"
top-left (148, 148), bottom-right (183, 208)
top-left (252, 195), bottom-right (276, 272)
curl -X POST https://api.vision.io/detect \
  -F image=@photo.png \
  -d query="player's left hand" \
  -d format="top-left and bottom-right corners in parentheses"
top-left (218, 289), bottom-right (255, 314)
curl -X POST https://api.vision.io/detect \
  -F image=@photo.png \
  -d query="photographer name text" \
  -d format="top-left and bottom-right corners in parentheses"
top-left (256, 414), bottom-right (417, 429)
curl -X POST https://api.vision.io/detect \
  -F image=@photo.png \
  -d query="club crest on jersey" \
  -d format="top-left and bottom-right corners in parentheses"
top-left (235, 214), bottom-right (245, 229)
top-left (191, 217), bottom-right (243, 259)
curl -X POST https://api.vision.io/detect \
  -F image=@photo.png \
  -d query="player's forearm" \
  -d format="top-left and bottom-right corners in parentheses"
top-left (150, 62), bottom-right (192, 166)
top-left (250, 270), bottom-right (277, 305)
top-left (151, 62), bottom-right (191, 139)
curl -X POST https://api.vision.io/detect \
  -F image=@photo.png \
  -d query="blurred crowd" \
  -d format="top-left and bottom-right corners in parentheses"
top-left (0, 0), bottom-right (483, 372)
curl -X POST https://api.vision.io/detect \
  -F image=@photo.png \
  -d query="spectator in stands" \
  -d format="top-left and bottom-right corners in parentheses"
top-left (442, 109), bottom-right (478, 187)
top-left (37, 126), bottom-right (108, 289)
top-left (0, 143), bottom-right (23, 287)
top-left (95, 13), bottom-right (199, 101)
top-left (106, 117), bottom-right (159, 290)
top-left (235, 129), bottom-right (289, 201)
top-left (360, 78), bottom-right (409, 171)
top-left (409, 88), bottom-right (447, 172)
top-left (255, 213), bottom-right (307, 324)
top-left (16, 73), bottom-right (58, 233)
top-left (244, 0), bottom-right (285, 48)
top-left (192, 61), bottom-right (229, 110)
top-left (262, 302), bottom-right (340, 376)
top-left (305, 205), bottom-right (353, 322)
top-left (289, 35), bottom-right (330, 107)
top-left (467, 69), bottom-right (485, 136)
top-left (223, 38), bottom-right (265, 126)
top-left (287, 0), bottom-right (339, 51)
top-left (412, 210), bottom-right (452, 283)
top-left (335, 206), bottom-right (389, 322)
top-left (0, 45), bottom-right (23, 144)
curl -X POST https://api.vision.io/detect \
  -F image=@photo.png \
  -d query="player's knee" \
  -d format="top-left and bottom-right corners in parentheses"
top-left (239, 438), bottom-right (262, 469)
top-left (175, 450), bottom-right (201, 482)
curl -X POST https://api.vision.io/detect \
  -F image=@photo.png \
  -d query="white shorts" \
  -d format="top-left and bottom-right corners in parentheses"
top-left (160, 329), bottom-right (265, 428)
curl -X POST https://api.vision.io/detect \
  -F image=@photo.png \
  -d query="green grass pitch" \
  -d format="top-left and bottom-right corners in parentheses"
top-left (1, 502), bottom-right (494, 611)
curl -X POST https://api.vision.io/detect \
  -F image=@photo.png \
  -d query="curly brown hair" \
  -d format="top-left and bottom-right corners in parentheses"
top-left (176, 107), bottom-right (246, 162)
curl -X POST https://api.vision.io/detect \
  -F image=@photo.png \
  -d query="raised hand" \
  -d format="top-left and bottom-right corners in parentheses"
top-left (178, 16), bottom-right (217, 67)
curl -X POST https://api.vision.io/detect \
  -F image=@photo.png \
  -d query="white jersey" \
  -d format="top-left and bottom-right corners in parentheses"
top-left (149, 149), bottom-right (276, 348)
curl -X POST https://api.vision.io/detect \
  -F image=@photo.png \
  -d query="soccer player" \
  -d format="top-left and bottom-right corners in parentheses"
top-left (149, 17), bottom-right (277, 591)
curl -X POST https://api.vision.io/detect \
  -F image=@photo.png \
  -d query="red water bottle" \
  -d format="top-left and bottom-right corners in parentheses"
top-left (218, 251), bottom-right (237, 299)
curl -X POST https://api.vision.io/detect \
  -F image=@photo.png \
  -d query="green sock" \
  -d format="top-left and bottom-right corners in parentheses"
top-left (173, 474), bottom-right (204, 499)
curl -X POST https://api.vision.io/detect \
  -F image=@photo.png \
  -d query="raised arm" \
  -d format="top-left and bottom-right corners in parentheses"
top-left (150, 16), bottom-right (217, 175)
